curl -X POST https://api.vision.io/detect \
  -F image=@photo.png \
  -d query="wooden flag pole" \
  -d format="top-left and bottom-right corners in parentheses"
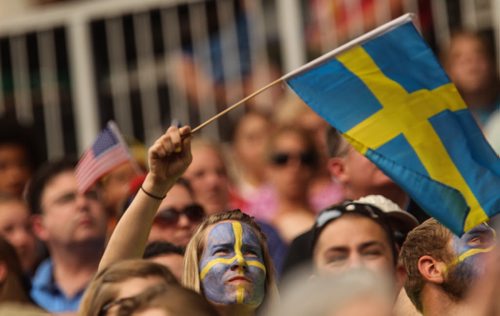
top-left (191, 77), bottom-right (285, 134)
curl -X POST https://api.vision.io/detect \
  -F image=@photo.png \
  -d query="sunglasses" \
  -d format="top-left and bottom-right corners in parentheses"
top-left (315, 202), bottom-right (384, 229)
top-left (154, 204), bottom-right (205, 226)
top-left (271, 151), bottom-right (316, 167)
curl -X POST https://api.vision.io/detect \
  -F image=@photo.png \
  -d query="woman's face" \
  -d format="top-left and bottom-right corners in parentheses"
top-left (199, 220), bottom-right (267, 308)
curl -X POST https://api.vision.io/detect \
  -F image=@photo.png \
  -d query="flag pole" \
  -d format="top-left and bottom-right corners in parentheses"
top-left (191, 77), bottom-right (285, 134)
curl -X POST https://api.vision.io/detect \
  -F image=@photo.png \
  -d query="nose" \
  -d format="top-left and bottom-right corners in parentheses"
top-left (346, 253), bottom-right (364, 270)
top-left (177, 214), bottom-right (191, 228)
top-left (230, 251), bottom-right (247, 271)
top-left (10, 227), bottom-right (33, 250)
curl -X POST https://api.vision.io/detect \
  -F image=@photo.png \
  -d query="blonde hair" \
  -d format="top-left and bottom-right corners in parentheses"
top-left (79, 259), bottom-right (178, 316)
top-left (182, 210), bottom-right (279, 308)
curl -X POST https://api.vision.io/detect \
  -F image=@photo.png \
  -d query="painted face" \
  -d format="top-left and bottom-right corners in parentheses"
top-left (199, 221), bottom-right (266, 307)
top-left (441, 223), bottom-right (496, 300)
top-left (448, 223), bottom-right (496, 275)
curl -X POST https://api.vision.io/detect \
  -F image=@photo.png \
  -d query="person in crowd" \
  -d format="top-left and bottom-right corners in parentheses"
top-left (443, 30), bottom-right (499, 127)
top-left (122, 175), bottom-right (205, 248)
top-left (147, 178), bottom-right (205, 248)
top-left (310, 196), bottom-right (420, 316)
top-left (183, 136), bottom-right (288, 275)
top-left (143, 241), bottom-right (185, 281)
top-left (183, 138), bottom-right (231, 215)
top-left (282, 127), bottom-right (428, 275)
top-left (274, 94), bottom-right (344, 211)
top-left (400, 218), bottom-right (497, 316)
top-left (97, 125), bottom-right (278, 316)
top-left (0, 114), bottom-right (39, 198)
top-left (79, 259), bottom-right (178, 316)
top-left (183, 209), bottom-right (279, 316)
top-left (114, 283), bottom-right (218, 316)
top-left (228, 111), bottom-right (273, 212)
top-left (270, 268), bottom-right (394, 316)
top-left (0, 194), bottom-right (39, 275)
top-left (27, 159), bottom-right (108, 313)
top-left (264, 126), bottom-right (318, 242)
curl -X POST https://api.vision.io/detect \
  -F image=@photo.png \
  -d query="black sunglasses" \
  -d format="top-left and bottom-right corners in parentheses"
top-left (315, 201), bottom-right (385, 229)
top-left (271, 151), bottom-right (316, 167)
top-left (154, 204), bottom-right (205, 226)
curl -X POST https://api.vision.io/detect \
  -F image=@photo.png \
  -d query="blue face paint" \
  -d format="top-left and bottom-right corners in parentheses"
top-left (448, 223), bottom-right (496, 276)
top-left (199, 221), bottom-right (267, 307)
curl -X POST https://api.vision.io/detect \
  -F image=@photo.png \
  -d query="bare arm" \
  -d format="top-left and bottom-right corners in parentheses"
top-left (98, 125), bottom-right (192, 272)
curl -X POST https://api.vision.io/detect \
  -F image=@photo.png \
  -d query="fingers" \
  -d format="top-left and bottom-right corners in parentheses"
top-left (150, 125), bottom-right (191, 159)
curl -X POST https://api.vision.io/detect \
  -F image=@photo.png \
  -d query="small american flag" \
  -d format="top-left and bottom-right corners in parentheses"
top-left (75, 121), bottom-right (133, 193)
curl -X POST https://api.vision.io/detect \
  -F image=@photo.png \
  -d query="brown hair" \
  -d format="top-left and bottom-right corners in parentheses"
top-left (399, 218), bottom-right (453, 312)
top-left (78, 259), bottom-right (178, 316)
top-left (0, 237), bottom-right (31, 304)
top-left (182, 209), bottom-right (278, 309)
top-left (116, 283), bottom-right (218, 316)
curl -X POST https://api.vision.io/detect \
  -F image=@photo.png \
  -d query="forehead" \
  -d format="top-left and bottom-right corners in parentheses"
top-left (458, 223), bottom-right (494, 241)
top-left (204, 221), bottom-right (260, 247)
top-left (189, 146), bottom-right (224, 170)
top-left (317, 215), bottom-right (390, 250)
top-left (41, 171), bottom-right (77, 200)
top-left (158, 184), bottom-right (194, 209)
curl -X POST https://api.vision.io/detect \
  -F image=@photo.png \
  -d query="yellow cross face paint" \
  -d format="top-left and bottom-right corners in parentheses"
top-left (199, 221), bottom-right (267, 307)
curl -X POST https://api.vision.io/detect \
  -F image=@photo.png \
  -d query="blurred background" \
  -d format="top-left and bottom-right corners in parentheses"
top-left (0, 0), bottom-right (498, 160)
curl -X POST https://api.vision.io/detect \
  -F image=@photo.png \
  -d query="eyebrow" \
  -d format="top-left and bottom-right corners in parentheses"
top-left (324, 241), bottom-right (386, 253)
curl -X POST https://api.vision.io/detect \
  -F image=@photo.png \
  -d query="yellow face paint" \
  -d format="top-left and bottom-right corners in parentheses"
top-left (199, 221), bottom-right (267, 307)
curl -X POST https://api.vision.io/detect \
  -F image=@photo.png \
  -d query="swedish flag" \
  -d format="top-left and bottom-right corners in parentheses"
top-left (286, 14), bottom-right (500, 235)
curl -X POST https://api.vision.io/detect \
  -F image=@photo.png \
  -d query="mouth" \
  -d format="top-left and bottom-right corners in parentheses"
top-left (227, 276), bottom-right (251, 284)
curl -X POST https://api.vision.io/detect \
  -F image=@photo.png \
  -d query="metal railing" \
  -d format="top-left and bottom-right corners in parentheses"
top-left (0, 0), bottom-right (497, 160)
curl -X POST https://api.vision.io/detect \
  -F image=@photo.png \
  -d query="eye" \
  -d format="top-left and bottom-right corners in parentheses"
top-left (213, 248), bottom-right (230, 256)
top-left (362, 247), bottom-right (383, 258)
top-left (244, 249), bottom-right (258, 257)
top-left (325, 254), bottom-right (347, 265)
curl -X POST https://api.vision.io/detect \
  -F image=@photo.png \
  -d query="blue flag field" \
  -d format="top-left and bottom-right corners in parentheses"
top-left (285, 14), bottom-right (500, 235)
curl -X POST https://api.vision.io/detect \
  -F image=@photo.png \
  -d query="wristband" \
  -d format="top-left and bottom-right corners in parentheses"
top-left (140, 186), bottom-right (166, 200)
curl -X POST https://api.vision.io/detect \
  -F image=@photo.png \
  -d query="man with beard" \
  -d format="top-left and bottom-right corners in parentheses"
top-left (400, 218), bottom-right (496, 316)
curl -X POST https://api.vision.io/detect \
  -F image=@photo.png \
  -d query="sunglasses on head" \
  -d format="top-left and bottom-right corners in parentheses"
top-left (271, 151), bottom-right (316, 167)
top-left (154, 204), bottom-right (205, 226)
top-left (316, 201), bottom-right (386, 229)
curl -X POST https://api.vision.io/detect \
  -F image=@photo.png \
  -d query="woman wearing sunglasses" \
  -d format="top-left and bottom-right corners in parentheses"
top-left (148, 178), bottom-right (205, 248)
top-left (265, 125), bottom-right (319, 243)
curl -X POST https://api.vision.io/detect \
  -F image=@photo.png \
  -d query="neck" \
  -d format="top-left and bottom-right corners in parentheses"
top-left (277, 196), bottom-right (310, 214)
top-left (420, 286), bottom-right (468, 316)
top-left (461, 88), bottom-right (497, 111)
top-left (48, 240), bottom-right (104, 297)
top-left (215, 304), bottom-right (255, 316)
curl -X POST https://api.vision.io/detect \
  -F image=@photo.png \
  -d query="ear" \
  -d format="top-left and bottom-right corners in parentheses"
top-left (31, 214), bottom-right (49, 242)
top-left (327, 157), bottom-right (347, 183)
top-left (394, 264), bottom-right (407, 291)
top-left (417, 255), bottom-right (446, 284)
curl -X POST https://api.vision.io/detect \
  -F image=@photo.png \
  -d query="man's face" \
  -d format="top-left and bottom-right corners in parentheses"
top-left (313, 215), bottom-right (394, 276)
top-left (441, 224), bottom-right (496, 299)
top-left (183, 146), bottom-right (229, 215)
top-left (149, 184), bottom-right (203, 247)
top-left (35, 171), bottom-right (108, 247)
top-left (0, 145), bottom-right (31, 197)
top-left (199, 221), bottom-right (267, 307)
top-left (329, 146), bottom-right (396, 199)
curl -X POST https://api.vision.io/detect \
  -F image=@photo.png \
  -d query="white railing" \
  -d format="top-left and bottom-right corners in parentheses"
top-left (0, 0), bottom-right (497, 159)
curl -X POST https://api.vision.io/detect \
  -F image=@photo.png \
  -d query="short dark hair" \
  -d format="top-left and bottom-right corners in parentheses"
top-left (143, 241), bottom-right (185, 259)
top-left (26, 158), bottom-right (77, 215)
top-left (0, 113), bottom-right (41, 169)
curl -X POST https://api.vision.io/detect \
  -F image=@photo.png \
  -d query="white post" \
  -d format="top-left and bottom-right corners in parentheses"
top-left (67, 16), bottom-right (100, 153)
top-left (493, 0), bottom-right (500, 75)
top-left (10, 36), bottom-right (33, 124)
top-left (276, 0), bottom-right (306, 72)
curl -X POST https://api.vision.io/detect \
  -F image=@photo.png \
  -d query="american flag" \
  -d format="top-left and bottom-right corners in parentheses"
top-left (75, 121), bottom-right (133, 193)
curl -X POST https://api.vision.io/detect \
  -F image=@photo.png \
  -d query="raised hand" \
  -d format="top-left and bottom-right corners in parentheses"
top-left (148, 125), bottom-right (192, 185)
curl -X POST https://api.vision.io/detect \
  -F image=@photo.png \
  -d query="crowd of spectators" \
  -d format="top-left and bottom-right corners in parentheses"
top-left (0, 22), bottom-right (498, 316)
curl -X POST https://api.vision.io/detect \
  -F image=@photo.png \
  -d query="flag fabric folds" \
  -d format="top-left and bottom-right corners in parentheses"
top-left (75, 121), bottom-right (133, 193)
top-left (285, 14), bottom-right (500, 235)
